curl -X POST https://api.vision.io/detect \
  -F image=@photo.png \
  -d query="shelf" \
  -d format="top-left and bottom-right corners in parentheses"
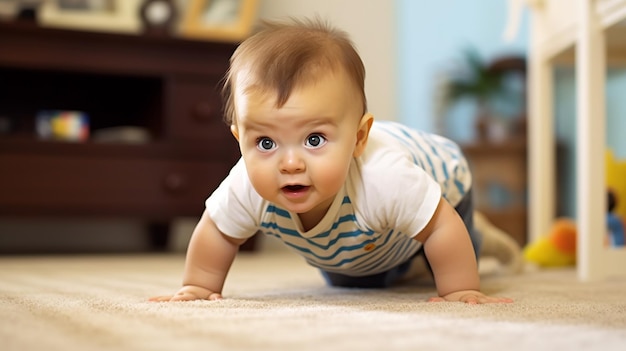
top-left (0, 152), bottom-right (232, 219)
top-left (0, 20), bottom-right (240, 220)
top-left (0, 137), bottom-right (239, 162)
top-left (0, 21), bottom-right (237, 77)
top-left (460, 139), bottom-right (527, 155)
top-left (0, 20), bottom-right (260, 250)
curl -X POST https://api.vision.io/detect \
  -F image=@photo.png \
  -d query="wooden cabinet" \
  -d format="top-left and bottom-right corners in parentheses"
top-left (461, 139), bottom-right (527, 247)
top-left (0, 21), bottom-right (247, 249)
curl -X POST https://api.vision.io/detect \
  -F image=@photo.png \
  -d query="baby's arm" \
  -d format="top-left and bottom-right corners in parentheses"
top-left (150, 209), bottom-right (246, 302)
top-left (415, 197), bottom-right (512, 304)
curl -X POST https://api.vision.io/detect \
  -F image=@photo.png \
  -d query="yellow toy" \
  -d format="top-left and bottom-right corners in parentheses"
top-left (606, 150), bottom-right (626, 220)
top-left (524, 150), bottom-right (626, 266)
top-left (523, 218), bottom-right (577, 267)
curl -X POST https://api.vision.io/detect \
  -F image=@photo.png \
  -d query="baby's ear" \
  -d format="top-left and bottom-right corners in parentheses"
top-left (230, 124), bottom-right (240, 141)
top-left (353, 113), bottom-right (374, 157)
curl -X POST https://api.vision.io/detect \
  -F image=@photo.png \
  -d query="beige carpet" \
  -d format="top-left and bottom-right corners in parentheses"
top-left (1, 250), bottom-right (625, 351)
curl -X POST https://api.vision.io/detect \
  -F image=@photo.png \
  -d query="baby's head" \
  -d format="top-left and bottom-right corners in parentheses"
top-left (224, 18), bottom-right (374, 223)
top-left (223, 17), bottom-right (367, 126)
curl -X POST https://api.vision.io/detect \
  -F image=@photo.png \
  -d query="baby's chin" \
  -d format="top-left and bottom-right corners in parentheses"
top-left (273, 198), bottom-right (320, 214)
top-left (289, 195), bottom-right (337, 217)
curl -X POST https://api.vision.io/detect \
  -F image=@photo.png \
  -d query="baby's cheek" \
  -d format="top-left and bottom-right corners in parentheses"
top-left (315, 160), bottom-right (350, 192)
top-left (247, 166), bottom-right (275, 198)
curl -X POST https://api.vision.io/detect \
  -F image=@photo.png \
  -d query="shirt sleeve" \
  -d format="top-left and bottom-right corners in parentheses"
top-left (385, 162), bottom-right (442, 237)
top-left (205, 159), bottom-right (263, 239)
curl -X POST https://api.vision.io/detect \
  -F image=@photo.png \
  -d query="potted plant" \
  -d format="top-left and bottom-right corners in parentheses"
top-left (437, 48), bottom-right (525, 141)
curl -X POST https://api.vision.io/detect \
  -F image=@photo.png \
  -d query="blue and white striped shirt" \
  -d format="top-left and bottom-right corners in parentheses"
top-left (206, 121), bottom-right (471, 276)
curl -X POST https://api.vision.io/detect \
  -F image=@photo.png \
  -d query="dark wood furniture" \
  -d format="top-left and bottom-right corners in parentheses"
top-left (0, 21), bottom-right (245, 250)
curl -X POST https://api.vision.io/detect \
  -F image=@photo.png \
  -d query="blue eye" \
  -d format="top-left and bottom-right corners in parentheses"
top-left (305, 134), bottom-right (326, 148)
top-left (256, 137), bottom-right (276, 151)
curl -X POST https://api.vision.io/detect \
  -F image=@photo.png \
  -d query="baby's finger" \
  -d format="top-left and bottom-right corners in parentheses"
top-left (170, 291), bottom-right (200, 301)
top-left (427, 296), bottom-right (446, 302)
top-left (475, 295), bottom-right (514, 304)
top-left (148, 295), bottom-right (174, 302)
top-left (488, 296), bottom-right (514, 303)
top-left (207, 293), bottom-right (223, 301)
top-left (461, 295), bottom-right (479, 304)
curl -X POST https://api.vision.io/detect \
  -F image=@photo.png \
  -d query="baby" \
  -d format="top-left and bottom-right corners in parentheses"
top-left (151, 18), bottom-right (512, 304)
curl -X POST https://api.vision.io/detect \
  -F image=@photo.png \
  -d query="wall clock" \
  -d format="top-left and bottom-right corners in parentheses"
top-left (139, 0), bottom-right (178, 36)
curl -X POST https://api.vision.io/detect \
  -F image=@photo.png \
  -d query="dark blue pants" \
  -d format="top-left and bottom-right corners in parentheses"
top-left (321, 189), bottom-right (481, 288)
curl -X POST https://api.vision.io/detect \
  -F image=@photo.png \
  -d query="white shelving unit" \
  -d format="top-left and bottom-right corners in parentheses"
top-left (527, 0), bottom-right (626, 281)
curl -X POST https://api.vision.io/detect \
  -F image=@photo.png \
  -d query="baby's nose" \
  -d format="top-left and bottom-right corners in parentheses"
top-left (280, 149), bottom-right (305, 173)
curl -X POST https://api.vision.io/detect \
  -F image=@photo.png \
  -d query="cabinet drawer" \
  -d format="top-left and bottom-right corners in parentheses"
top-left (165, 76), bottom-right (230, 141)
top-left (0, 153), bottom-right (229, 218)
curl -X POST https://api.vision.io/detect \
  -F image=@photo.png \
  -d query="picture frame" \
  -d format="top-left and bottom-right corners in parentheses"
top-left (38, 0), bottom-right (142, 34)
top-left (179, 0), bottom-right (259, 42)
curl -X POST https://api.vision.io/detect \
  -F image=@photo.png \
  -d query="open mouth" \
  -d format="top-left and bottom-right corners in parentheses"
top-left (282, 185), bottom-right (309, 192)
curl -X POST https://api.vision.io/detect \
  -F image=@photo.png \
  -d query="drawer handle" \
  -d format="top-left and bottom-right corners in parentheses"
top-left (192, 101), bottom-right (215, 122)
top-left (163, 173), bottom-right (187, 193)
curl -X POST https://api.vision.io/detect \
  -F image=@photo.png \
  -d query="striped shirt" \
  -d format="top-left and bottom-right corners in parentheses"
top-left (206, 121), bottom-right (471, 276)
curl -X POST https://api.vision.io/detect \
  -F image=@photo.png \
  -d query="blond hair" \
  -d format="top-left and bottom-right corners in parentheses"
top-left (222, 17), bottom-right (367, 124)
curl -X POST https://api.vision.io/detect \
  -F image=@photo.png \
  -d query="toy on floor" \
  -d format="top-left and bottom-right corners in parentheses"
top-left (606, 150), bottom-right (626, 221)
top-left (606, 189), bottom-right (625, 247)
top-left (525, 150), bottom-right (626, 267)
top-left (523, 218), bottom-right (577, 267)
top-left (605, 149), bottom-right (626, 247)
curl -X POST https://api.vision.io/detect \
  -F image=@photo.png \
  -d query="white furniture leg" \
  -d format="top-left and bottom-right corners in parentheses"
top-left (577, 0), bottom-right (607, 281)
top-left (528, 6), bottom-right (557, 243)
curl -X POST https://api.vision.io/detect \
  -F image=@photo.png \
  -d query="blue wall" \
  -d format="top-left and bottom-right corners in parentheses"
top-left (397, 0), bottom-right (528, 138)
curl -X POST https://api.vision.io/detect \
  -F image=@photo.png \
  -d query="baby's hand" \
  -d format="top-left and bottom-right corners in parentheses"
top-left (428, 290), bottom-right (513, 304)
top-left (149, 285), bottom-right (222, 302)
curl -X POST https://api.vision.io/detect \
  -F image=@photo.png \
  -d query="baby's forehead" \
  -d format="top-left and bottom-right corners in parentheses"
top-left (236, 67), bottom-right (357, 105)
top-left (235, 85), bottom-right (278, 112)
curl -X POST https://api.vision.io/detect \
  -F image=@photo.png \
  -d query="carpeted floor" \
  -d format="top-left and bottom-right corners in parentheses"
top-left (1, 250), bottom-right (625, 351)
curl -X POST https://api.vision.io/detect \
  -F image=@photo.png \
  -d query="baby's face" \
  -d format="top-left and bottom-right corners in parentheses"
top-left (231, 70), bottom-right (368, 221)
